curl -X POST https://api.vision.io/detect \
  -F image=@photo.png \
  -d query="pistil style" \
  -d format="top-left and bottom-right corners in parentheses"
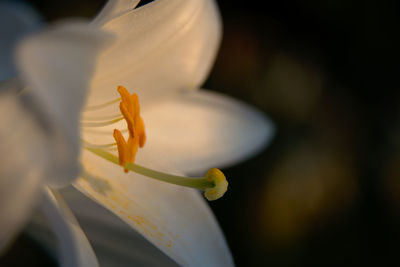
top-left (86, 147), bottom-right (228, 201)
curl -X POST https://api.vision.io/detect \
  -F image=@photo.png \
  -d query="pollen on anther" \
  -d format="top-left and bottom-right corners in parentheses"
top-left (113, 86), bottom-right (146, 172)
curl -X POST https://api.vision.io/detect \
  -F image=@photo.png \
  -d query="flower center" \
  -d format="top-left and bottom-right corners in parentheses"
top-left (81, 86), bottom-right (228, 201)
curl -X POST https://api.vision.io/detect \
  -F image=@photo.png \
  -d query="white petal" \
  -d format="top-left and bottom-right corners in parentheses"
top-left (60, 186), bottom-right (179, 266)
top-left (40, 187), bottom-right (99, 267)
top-left (74, 152), bottom-right (234, 266)
top-left (16, 21), bottom-right (114, 187)
top-left (92, 0), bottom-right (140, 27)
top-left (0, 1), bottom-right (42, 81)
top-left (0, 84), bottom-right (49, 251)
top-left (87, 0), bottom-right (222, 106)
top-left (139, 90), bottom-right (275, 174)
top-left (28, 186), bottom-right (178, 266)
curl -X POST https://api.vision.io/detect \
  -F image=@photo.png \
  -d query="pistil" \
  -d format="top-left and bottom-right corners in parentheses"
top-left (85, 147), bottom-right (228, 200)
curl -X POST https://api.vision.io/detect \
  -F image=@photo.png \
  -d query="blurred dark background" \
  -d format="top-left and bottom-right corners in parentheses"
top-left (3, 0), bottom-right (400, 266)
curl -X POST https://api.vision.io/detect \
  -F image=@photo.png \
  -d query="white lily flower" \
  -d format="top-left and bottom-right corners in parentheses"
top-left (1, 0), bottom-right (274, 266)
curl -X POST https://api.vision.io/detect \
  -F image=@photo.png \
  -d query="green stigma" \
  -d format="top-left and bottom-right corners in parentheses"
top-left (204, 168), bottom-right (229, 201)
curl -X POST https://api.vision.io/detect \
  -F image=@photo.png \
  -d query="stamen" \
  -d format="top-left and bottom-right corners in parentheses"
top-left (85, 97), bottom-right (121, 111)
top-left (85, 148), bottom-right (228, 200)
top-left (83, 128), bottom-right (129, 135)
top-left (112, 86), bottom-right (146, 170)
top-left (113, 129), bottom-right (138, 172)
top-left (81, 117), bottom-right (124, 128)
top-left (82, 140), bottom-right (117, 149)
top-left (82, 113), bottom-right (122, 121)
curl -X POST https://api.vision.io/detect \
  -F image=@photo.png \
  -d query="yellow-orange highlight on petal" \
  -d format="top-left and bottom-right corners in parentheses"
top-left (113, 86), bottom-right (146, 172)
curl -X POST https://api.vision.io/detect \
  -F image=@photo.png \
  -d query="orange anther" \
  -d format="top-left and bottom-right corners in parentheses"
top-left (113, 129), bottom-right (127, 167)
top-left (137, 117), bottom-right (146, 148)
top-left (119, 102), bottom-right (135, 136)
top-left (113, 86), bottom-right (146, 172)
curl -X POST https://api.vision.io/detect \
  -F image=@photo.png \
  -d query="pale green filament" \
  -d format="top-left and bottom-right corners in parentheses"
top-left (85, 147), bottom-right (221, 194)
top-left (82, 113), bottom-right (122, 121)
top-left (85, 97), bottom-right (121, 111)
top-left (82, 140), bottom-right (117, 149)
top-left (83, 128), bottom-right (129, 135)
top-left (81, 117), bottom-right (124, 127)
